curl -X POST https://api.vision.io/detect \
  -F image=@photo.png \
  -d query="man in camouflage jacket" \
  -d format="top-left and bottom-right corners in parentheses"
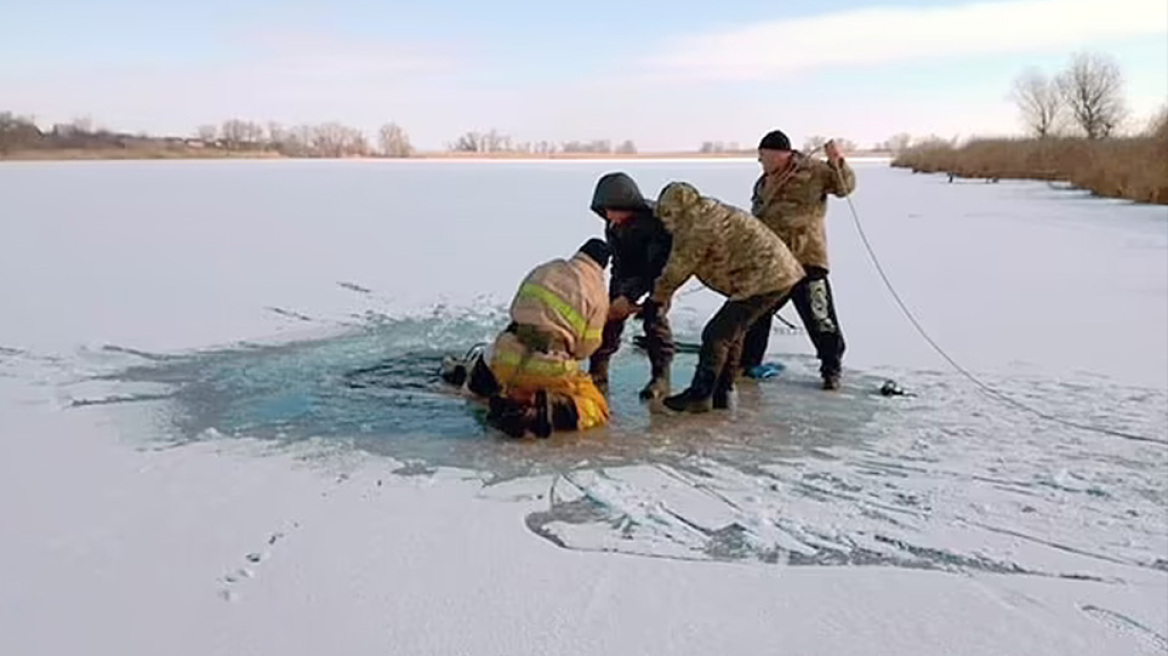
top-left (640, 181), bottom-right (805, 413)
top-left (743, 129), bottom-right (856, 390)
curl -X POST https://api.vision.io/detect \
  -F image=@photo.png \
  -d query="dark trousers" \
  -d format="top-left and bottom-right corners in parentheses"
top-left (741, 266), bottom-right (845, 378)
top-left (691, 290), bottom-right (787, 390)
top-left (588, 308), bottom-right (675, 382)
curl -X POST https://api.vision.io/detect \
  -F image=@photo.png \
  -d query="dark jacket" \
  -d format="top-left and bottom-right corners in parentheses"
top-left (589, 173), bottom-right (672, 302)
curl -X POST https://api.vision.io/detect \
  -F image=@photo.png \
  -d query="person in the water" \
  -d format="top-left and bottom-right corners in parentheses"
top-left (439, 239), bottom-right (612, 438)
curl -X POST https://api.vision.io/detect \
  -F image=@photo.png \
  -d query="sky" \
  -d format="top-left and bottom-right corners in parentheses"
top-left (3, 0), bottom-right (1166, 151)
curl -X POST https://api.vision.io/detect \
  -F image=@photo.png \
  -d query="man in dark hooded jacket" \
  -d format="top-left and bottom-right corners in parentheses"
top-left (587, 172), bottom-right (676, 401)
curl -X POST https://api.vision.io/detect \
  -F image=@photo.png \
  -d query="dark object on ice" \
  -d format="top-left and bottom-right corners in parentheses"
top-left (633, 334), bottom-right (700, 354)
top-left (880, 379), bottom-right (907, 397)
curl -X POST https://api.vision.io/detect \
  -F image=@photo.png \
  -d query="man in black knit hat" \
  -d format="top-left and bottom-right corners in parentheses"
top-left (743, 129), bottom-right (856, 390)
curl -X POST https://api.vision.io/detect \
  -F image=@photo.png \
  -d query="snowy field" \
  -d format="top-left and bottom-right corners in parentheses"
top-left (1, 158), bottom-right (1165, 655)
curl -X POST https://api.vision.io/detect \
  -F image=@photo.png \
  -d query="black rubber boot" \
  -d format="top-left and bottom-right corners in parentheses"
top-left (639, 360), bottom-right (671, 401)
top-left (663, 367), bottom-right (717, 413)
top-left (713, 368), bottom-right (736, 410)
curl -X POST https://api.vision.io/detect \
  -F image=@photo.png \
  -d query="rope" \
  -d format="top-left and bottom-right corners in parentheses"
top-left (831, 159), bottom-right (1166, 446)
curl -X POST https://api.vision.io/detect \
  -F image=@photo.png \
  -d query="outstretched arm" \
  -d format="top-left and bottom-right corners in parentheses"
top-left (823, 140), bottom-right (856, 197)
top-left (649, 237), bottom-right (698, 311)
top-left (576, 302), bottom-right (607, 360)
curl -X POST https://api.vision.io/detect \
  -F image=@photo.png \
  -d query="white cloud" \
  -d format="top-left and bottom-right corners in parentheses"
top-left (644, 0), bottom-right (1168, 80)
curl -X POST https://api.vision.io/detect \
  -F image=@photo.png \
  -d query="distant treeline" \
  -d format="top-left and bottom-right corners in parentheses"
top-left (0, 113), bottom-right (407, 158)
top-left (1, 112), bottom-right (899, 160)
top-left (890, 51), bottom-right (1168, 205)
top-left (0, 113), bottom-right (648, 158)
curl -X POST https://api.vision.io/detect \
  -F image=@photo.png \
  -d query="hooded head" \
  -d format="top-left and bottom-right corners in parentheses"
top-left (576, 237), bottom-right (611, 269)
top-left (654, 181), bottom-right (702, 233)
top-left (590, 172), bottom-right (654, 223)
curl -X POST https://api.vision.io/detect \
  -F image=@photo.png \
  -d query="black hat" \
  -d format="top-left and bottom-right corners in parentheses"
top-left (578, 238), bottom-right (611, 269)
top-left (758, 129), bottom-right (791, 151)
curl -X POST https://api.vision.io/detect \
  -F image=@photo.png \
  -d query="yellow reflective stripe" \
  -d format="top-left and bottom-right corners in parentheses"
top-left (518, 282), bottom-right (589, 339)
top-left (493, 348), bottom-right (580, 375)
top-left (584, 328), bottom-right (602, 342)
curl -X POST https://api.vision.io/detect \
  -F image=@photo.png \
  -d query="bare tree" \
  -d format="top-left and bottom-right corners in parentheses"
top-left (616, 139), bottom-right (637, 154)
top-left (885, 133), bottom-right (913, 154)
top-left (283, 125), bottom-right (315, 156)
top-left (196, 124), bottom-right (218, 143)
top-left (450, 132), bottom-right (478, 152)
top-left (802, 135), bottom-right (828, 152)
top-left (310, 122), bottom-right (369, 157)
top-left (0, 111), bottom-right (42, 154)
top-left (449, 129), bottom-right (510, 153)
top-left (1056, 51), bottom-right (1127, 140)
top-left (1010, 68), bottom-right (1063, 138)
top-left (378, 122), bottom-right (412, 157)
top-left (1150, 104), bottom-right (1168, 139)
top-left (561, 139), bottom-right (612, 154)
top-left (484, 130), bottom-right (511, 152)
top-left (834, 138), bottom-right (858, 153)
top-left (69, 116), bottom-right (94, 135)
top-left (265, 122), bottom-right (285, 150)
top-left (220, 119), bottom-right (262, 150)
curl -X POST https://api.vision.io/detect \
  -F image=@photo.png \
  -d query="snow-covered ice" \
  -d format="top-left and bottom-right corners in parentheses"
top-left (1, 158), bottom-right (1165, 655)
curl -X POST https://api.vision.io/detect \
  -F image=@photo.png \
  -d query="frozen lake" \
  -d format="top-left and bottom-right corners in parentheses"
top-left (1, 158), bottom-right (1166, 655)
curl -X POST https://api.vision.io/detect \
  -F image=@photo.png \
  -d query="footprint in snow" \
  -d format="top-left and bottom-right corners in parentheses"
top-left (217, 525), bottom-right (298, 601)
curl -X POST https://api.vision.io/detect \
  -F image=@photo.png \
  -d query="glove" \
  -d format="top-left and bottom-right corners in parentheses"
top-left (638, 297), bottom-right (667, 324)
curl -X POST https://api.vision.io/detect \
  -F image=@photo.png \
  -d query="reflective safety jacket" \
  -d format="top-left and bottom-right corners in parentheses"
top-left (503, 251), bottom-right (608, 361)
top-left (486, 251), bottom-right (611, 430)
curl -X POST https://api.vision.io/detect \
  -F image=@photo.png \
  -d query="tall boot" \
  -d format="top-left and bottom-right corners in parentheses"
top-left (663, 366), bottom-right (717, 413)
top-left (717, 332), bottom-right (749, 409)
top-left (638, 321), bottom-right (673, 401)
top-left (713, 366), bottom-right (736, 410)
top-left (638, 354), bottom-right (671, 401)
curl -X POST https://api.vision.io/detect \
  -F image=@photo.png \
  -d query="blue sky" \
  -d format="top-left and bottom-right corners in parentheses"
top-left (3, 0), bottom-right (1165, 150)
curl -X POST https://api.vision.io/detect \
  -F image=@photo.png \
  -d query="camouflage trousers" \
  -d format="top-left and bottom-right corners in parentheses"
top-left (692, 290), bottom-right (788, 391)
top-left (741, 266), bottom-right (845, 378)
